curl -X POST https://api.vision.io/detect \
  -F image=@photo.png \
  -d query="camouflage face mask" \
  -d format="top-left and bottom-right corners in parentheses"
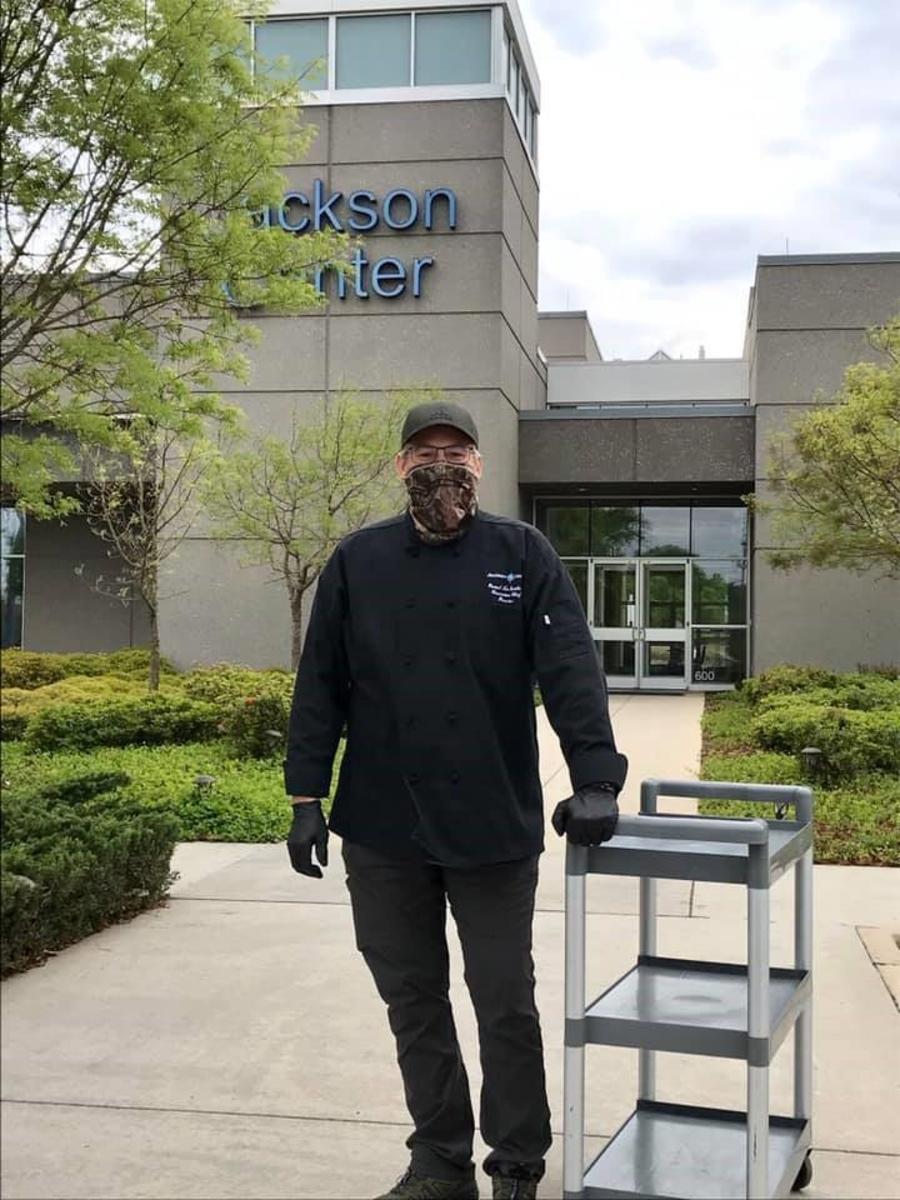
top-left (405, 461), bottom-right (479, 545)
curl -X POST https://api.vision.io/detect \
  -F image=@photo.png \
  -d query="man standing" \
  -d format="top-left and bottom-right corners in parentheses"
top-left (285, 402), bottom-right (627, 1200)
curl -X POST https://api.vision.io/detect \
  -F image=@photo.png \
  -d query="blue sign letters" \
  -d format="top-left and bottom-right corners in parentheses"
top-left (254, 182), bottom-right (458, 301)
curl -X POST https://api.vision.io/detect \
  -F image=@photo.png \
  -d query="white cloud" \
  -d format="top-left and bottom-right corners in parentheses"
top-left (519, 0), bottom-right (900, 359)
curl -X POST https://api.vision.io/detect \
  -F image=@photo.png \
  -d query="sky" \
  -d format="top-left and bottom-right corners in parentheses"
top-left (517, 0), bottom-right (900, 359)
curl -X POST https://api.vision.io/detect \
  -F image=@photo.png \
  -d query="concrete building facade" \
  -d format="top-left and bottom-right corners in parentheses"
top-left (3, 0), bottom-right (898, 688)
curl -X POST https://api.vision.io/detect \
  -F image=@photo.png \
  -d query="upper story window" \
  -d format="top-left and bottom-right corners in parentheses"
top-left (248, 7), bottom-right (536, 164)
top-left (415, 10), bottom-right (492, 85)
top-left (255, 18), bottom-right (328, 89)
top-left (337, 14), bottom-right (411, 88)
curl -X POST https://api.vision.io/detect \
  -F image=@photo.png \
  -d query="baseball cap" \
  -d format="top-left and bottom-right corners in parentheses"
top-left (400, 402), bottom-right (479, 448)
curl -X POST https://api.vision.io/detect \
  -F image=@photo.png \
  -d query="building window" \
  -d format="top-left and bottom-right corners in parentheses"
top-left (592, 505), bottom-right (640, 557)
top-left (640, 506), bottom-right (690, 556)
top-left (415, 10), bottom-right (492, 85)
top-left (255, 18), bottom-right (328, 89)
top-left (692, 560), bottom-right (747, 625)
top-left (691, 505), bottom-right (748, 558)
top-left (535, 502), bottom-right (590, 556)
top-left (691, 628), bottom-right (747, 685)
top-left (1, 507), bottom-right (25, 649)
top-left (337, 13), bottom-right (411, 89)
top-left (561, 559), bottom-right (588, 613)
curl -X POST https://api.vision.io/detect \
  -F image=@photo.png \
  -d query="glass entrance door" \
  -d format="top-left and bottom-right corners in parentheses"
top-left (589, 559), bottom-right (689, 690)
top-left (591, 562), bottom-right (638, 689)
top-left (640, 561), bottom-right (688, 690)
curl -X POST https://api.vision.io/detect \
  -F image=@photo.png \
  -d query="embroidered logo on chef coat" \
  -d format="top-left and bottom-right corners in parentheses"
top-left (486, 571), bottom-right (523, 605)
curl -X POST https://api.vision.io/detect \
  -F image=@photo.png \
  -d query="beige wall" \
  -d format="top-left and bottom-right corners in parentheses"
top-left (160, 97), bottom-right (542, 668)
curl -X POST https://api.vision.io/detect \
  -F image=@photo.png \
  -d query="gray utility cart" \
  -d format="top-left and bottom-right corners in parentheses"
top-left (563, 779), bottom-right (814, 1200)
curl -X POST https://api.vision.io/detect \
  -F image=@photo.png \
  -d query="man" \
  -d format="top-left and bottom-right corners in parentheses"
top-left (284, 402), bottom-right (627, 1200)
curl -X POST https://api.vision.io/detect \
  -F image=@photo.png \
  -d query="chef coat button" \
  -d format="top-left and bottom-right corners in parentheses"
top-left (450, 771), bottom-right (460, 783)
top-left (403, 655), bottom-right (413, 667)
top-left (447, 711), bottom-right (458, 724)
top-left (405, 597), bottom-right (416, 608)
top-left (445, 652), bottom-right (456, 664)
top-left (408, 773), bottom-right (420, 784)
top-left (405, 715), bottom-right (415, 727)
top-left (446, 599), bottom-right (456, 609)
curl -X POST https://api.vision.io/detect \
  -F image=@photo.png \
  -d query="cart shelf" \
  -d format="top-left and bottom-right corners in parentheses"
top-left (581, 1101), bottom-right (810, 1200)
top-left (579, 957), bottom-right (810, 1063)
top-left (585, 819), bottom-right (811, 886)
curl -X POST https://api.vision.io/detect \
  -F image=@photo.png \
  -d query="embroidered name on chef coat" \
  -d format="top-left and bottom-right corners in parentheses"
top-left (486, 571), bottom-right (523, 605)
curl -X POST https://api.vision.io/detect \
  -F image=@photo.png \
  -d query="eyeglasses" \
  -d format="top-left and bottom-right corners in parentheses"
top-left (404, 443), bottom-right (476, 465)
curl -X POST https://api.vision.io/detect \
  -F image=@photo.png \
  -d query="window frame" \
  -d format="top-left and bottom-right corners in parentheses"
top-left (1, 506), bottom-right (26, 650)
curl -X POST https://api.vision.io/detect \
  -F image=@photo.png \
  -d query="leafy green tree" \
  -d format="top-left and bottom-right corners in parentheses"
top-left (81, 421), bottom-right (215, 690)
top-left (202, 392), bottom-right (417, 667)
top-left (1, 0), bottom-right (348, 517)
top-left (749, 317), bottom-right (900, 579)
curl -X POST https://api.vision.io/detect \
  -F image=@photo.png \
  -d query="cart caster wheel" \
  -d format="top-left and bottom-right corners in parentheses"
top-left (792, 1154), bottom-right (812, 1191)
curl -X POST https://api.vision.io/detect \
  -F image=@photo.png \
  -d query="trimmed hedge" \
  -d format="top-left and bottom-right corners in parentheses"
top-left (1, 771), bottom-right (178, 976)
top-left (752, 702), bottom-right (900, 783)
top-left (0, 740), bottom-right (336, 842)
top-left (0, 648), bottom-right (178, 690)
top-left (24, 694), bottom-right (222, 752)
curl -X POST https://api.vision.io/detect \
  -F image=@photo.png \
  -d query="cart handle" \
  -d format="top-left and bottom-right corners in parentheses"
top-left (610, 812), bottom-right (770, 845)
top-left (641, 779), bottom-right (814, 825)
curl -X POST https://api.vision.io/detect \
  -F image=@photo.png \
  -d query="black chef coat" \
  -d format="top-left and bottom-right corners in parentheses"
top-left (283, 509), bottom-right (628, 867)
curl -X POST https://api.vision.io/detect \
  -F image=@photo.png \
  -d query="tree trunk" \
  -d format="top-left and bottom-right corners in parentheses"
top-left (290, 589), bottom-right (306, 671)
top-left (148, 603), bottom-right (161, 691)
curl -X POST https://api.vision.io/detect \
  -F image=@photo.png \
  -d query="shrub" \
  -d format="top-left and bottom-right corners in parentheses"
top-left (756, 677), bottom-right (900, 715)
top-left (752, 702), bottom-right (900, 783)
top-left (24, 694), bottom-right (221, 752)
top-left (740, 664), bottom-right (840, 705)
top-left (1, 772), bottom-right (178, 976)
top-left (220, 688), bottom-right (292, 758)
top-left (702, 751), bottom-right (804, 787)
top-left (0, 709), bottom-right (27, 741)
top-left (179, 664), bottom-right (292, 706)
top-left (0, 648), bottom-right (177, 690)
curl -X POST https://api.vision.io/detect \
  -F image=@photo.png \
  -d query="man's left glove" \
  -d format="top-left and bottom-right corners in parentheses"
top-left (551, 783), bottom-right (619, 845)
top-left (287, 801), bottom-right (329, 878)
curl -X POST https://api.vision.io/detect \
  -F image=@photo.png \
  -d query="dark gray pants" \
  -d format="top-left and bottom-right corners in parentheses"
top-left (342, 841), bottom-right (551, 1183)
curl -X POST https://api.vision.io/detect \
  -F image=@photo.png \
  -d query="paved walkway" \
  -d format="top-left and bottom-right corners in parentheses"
top-left (2, 695), bottom-right (899, 1198)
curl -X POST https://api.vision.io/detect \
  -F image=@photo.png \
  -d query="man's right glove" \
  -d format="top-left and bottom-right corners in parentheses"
top-left (551, 783), bottom-right (619, 845)
top-left (287, 801), bottom-right (329, 878)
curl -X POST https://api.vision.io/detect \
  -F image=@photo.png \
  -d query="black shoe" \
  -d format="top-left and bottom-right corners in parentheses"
top-left (377, 1165), bottom-right (479, 1200)
top-left (491, 1176), bottom-right (538, 1200)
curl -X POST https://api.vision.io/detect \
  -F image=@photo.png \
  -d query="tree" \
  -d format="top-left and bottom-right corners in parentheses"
top-left (81, 421), bottom-right (214, 689)
top-left (1, 0), bottom-right (349, 517)
top-left (749, 317), bottom-right (900, 579)
top-left (202, 392), bottom-right (416, 667)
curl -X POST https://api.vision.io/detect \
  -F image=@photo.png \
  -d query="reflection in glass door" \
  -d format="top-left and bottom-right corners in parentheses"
top-left (640, 562), bottom-right (688, 690)
top-left (591, 563), bottom-right (637, 689)
top-left (589, 559), bottom-right (689, 690)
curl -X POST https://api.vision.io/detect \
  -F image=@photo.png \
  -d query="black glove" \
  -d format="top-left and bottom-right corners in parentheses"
top-left (551, 783), bottom-right (619, 845)
top-left (287, 801), bottom-right (329, 878)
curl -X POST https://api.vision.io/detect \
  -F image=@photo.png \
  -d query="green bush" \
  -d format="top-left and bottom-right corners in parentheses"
top-left (1, 771), bottom-right (178, 976)
top-left (701, 775), bottom-right (899, 866)
top-left (24, 694), bottom-right (221, 752)
top-left (739, 664), bottom-right (841, 705)
top-left (0, 709), bottom-right (27, 741)
top-left (179, 664), bottom-right (292, 705)
top-left (220, 688), bottom-right (292, 758)
top-left (702, 751), bottom-right (804, 786)
top-left (0, 648), bottom-right (178, 689)
top-left (0, 740), bottom-right (328, 842)
top-left (752, 702), bottom-right (900, 782)
top-left (755, 678), bottom-right (900, 712)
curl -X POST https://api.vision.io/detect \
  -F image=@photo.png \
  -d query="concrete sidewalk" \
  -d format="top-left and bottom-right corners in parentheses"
top-left (2, 695), bottom-right (899, 1199)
